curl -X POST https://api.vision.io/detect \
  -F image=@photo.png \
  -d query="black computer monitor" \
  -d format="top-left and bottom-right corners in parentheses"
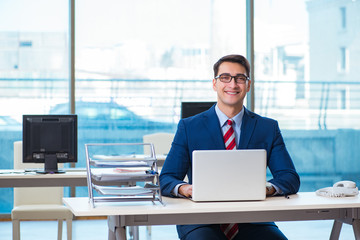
top-left (22, 115), bottom-right (77, 174)
top-left (181, 102), bottom-right (216, 119)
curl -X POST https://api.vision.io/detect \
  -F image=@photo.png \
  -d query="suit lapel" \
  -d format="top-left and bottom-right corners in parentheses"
top-left (201, 106), bottom-right (225, 150)
top-left (239, 107), bottom-right (257, 149)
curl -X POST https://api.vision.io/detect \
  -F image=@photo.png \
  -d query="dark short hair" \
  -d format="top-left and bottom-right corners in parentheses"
top-left (213, 54), bottom-right (250, 78)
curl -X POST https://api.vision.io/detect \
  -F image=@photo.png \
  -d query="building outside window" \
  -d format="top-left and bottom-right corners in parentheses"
top-left (256, 0), bottom-right (360, 193)
top-left (340, 6), bottom-right (346, 29)
top-left (339, 46), bottom-right (348, 72)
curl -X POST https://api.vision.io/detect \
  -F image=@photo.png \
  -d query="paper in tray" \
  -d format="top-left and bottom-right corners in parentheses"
top-left (92, 154), bottom-right (156, 161)
top-left (94, 185), bottom-right (154, 196)
top-left (90, 160), bottom-right (151, 168)
top-left (91, 168), bottom-right (155, 181)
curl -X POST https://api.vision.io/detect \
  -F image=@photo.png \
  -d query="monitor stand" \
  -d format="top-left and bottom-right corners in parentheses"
top-left (36, 154), bottom-right (65, 174)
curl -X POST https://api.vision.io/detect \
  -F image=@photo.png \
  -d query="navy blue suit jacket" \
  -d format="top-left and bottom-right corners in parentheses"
top-left (159, 105), bottom-right (300, 239)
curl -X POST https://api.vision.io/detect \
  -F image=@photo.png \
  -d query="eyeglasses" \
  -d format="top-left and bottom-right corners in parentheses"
top-left (215, 73), bottom-right (249, 84)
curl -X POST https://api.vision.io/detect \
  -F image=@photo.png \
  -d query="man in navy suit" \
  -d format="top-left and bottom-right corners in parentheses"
top-left (160, 54), bottom-right (300, 240)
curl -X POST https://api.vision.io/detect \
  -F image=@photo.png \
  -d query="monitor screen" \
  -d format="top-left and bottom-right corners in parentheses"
top-left (22, 115), bottom-right (77, 174)
top-left (181, 102), bottom-right (216, 119)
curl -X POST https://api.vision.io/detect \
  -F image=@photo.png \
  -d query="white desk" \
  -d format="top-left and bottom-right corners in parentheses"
top-left (63, 192), bottom-right (360, 240)
top-left (0, 169), bottom-right (88, 188)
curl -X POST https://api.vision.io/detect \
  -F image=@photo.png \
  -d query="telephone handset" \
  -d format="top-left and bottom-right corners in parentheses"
top-left (316, 180), bottom-right (359, 197)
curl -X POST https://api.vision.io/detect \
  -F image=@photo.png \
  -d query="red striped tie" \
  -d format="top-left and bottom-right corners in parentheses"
top-left (223, 119), bottom-right (236, 150)
top-left (221, 119), bottom-right (239, 240)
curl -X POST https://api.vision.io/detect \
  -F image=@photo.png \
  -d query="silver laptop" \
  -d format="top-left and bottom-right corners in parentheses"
top-left (192, 149), bottom-right (267, 202)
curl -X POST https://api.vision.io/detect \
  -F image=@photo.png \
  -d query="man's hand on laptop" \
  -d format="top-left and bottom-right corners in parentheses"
top-left (179, 184), bottom-right (193, 198)
top-left (266, 184), bottom-right (276, 196)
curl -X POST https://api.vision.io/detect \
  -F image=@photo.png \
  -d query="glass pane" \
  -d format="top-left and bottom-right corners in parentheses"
top-left (73, 0), bottom-right (246, 198)
top-left (74, 0), bottom-right (246, 164)
top-left (254, 0), bottom-right (360, 191)
top-left (0, 0), bottom-right (69, 213)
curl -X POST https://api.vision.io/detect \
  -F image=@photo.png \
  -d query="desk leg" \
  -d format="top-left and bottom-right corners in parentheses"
top-left (352, 219), bottom-right (360, 240)
top-left (108, 228), bottom-right (116, 240)
top-left (108, 216), bottom-right (127, 240)
top-left (115, 227), bottom-right (127, 240)
top-left (330, 220), bottom-right (342, 240)
top-left (129, 226), bottom-right (139, 240)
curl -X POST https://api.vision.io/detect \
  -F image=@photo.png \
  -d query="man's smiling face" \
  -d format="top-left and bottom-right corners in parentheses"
top-left (212, 61), bottom-right (251, 113)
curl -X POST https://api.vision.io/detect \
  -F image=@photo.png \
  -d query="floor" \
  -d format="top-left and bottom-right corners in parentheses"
top-left (0, 219), bottom-right (356, 240)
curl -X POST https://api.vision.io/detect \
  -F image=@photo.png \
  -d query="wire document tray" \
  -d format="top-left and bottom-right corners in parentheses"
top-left (85, 143), bottom-right (163, 207)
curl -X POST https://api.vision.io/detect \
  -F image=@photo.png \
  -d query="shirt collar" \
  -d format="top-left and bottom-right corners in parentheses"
top-left (215, 104), bottom-right (245, 128)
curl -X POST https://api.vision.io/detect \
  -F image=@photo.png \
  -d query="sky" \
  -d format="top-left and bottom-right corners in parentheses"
top-left (254, 0), bottom-right (309, 50)
top-left (0, 0), bottom-right (68, 32)
top-left (0, 0), bottom-right (309, 50)
top-left (0, 0), bottom-right (211, 47)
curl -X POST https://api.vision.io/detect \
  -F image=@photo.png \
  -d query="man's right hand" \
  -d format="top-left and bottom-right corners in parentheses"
top-left (179, 184), bottom-right (193, 198)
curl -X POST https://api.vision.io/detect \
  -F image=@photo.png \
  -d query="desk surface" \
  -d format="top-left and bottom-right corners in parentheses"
top-left (0, 169), bottom-right (87, 187)
top-left (64, 193), bottom-right (360, 240)
top-left (63, 192), bottom-right (360, 217)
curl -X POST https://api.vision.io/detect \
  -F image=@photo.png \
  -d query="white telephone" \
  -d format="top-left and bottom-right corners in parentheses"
top-left (316, 180), bottom-right (359, 197)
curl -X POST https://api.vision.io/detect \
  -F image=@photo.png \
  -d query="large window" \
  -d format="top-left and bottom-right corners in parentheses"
top-left (73, 0), bottom-right (246, 170)
top-left (0, 0), bottom-right (247, 213)
top-left (1, 0), bottom-right (360, 216)
top-left (0, 0), bottom-right (69, 213)
top-left (254, 0), bottom-right (360, 191)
